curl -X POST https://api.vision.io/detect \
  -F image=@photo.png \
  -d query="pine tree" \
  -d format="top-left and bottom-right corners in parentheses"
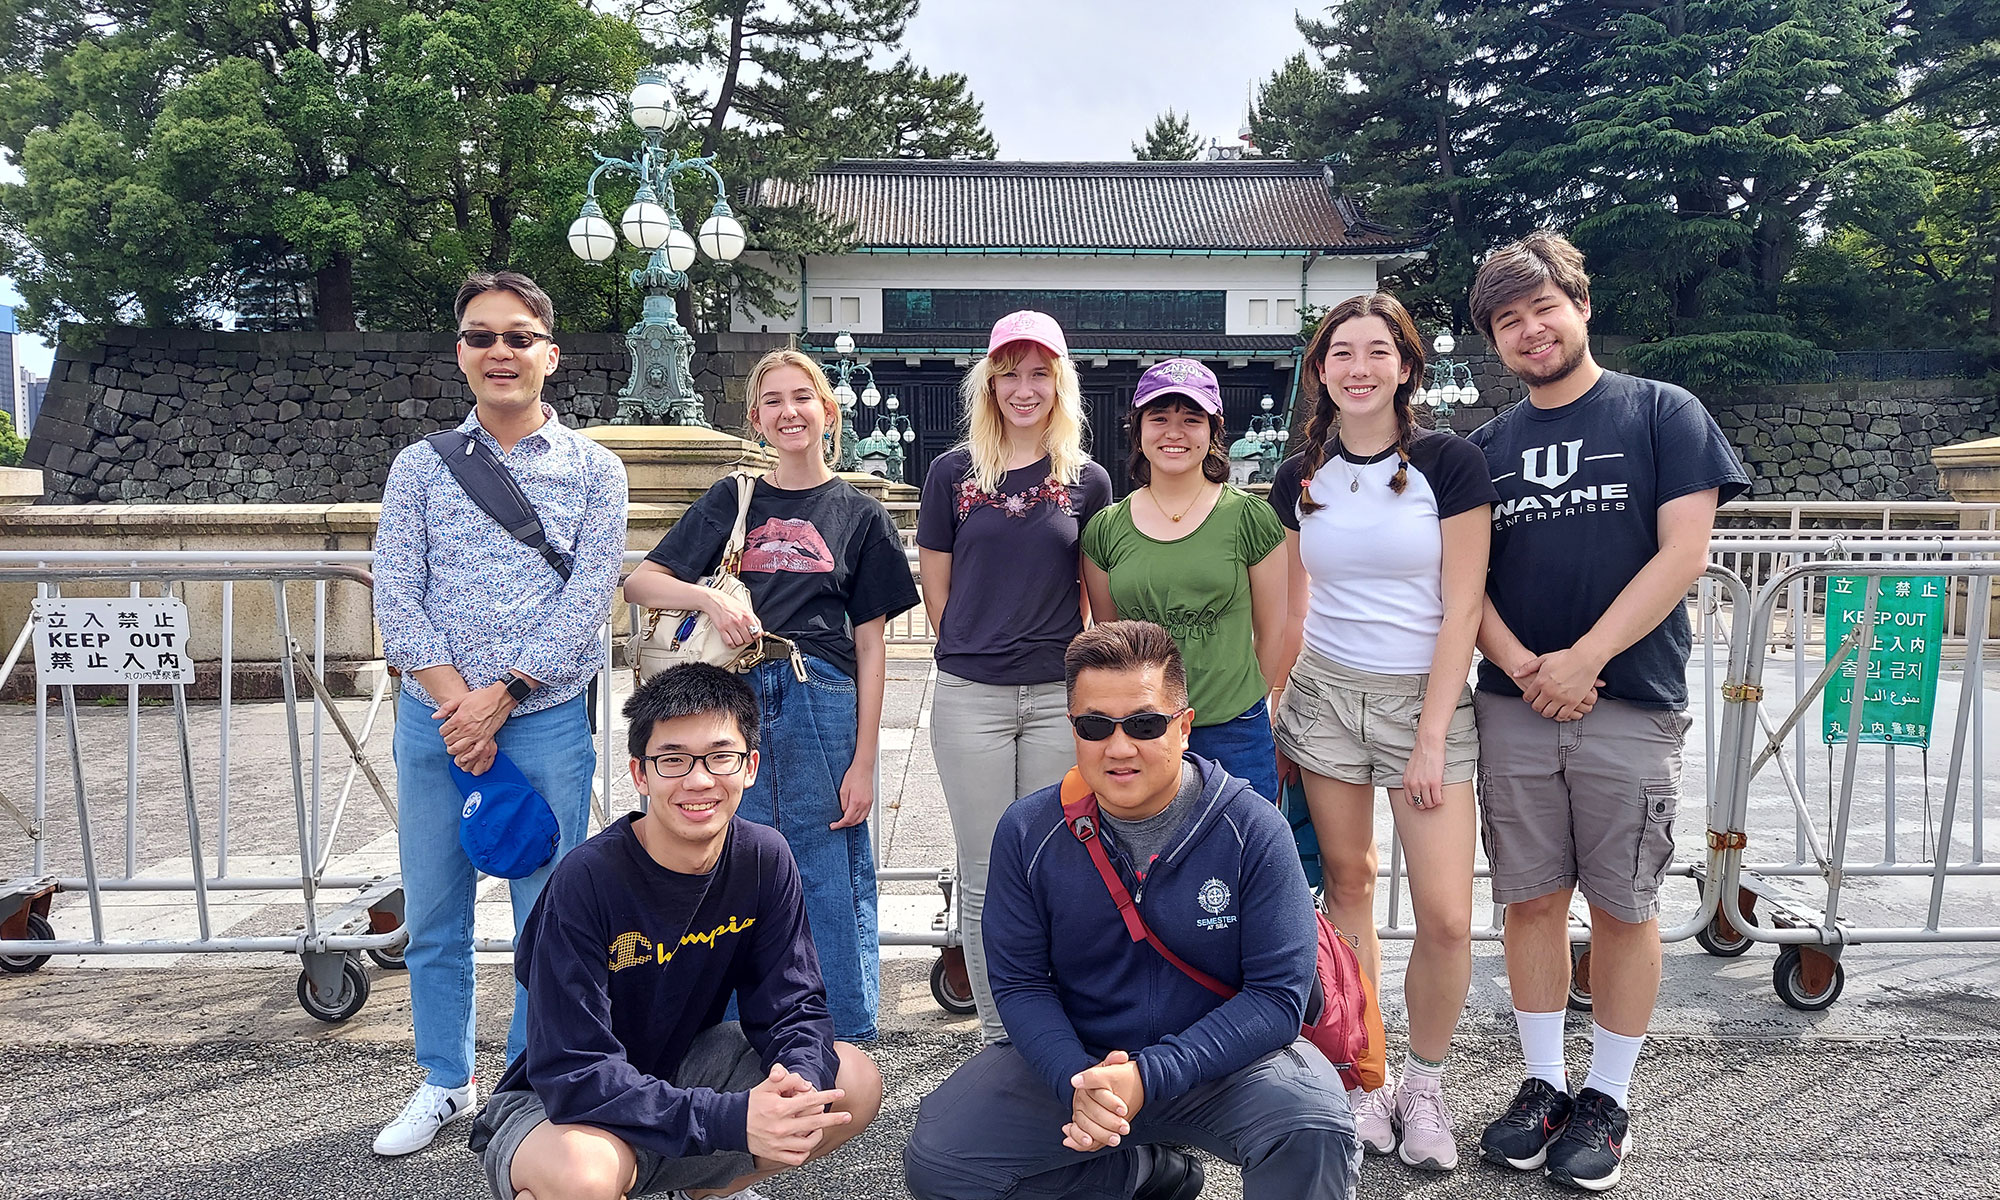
top-left (1133, 110), bottom-right (1201, 161)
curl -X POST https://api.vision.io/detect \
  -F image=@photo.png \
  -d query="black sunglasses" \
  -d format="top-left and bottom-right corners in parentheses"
top-left (1069, 709), bottom-right (1188, 742)
top-left (457, 329), bottom-right (555, 349)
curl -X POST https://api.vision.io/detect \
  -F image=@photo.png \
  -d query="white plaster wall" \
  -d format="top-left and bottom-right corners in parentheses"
top-left (730, 252), bottom-right (1395, 337)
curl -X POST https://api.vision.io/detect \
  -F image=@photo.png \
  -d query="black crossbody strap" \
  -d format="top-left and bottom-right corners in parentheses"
top-left (425, 430), bottom-right (573, 582)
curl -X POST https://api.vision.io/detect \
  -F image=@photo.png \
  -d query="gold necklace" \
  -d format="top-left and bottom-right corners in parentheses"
top-left (1147, 483), bottom-right (1207, 523)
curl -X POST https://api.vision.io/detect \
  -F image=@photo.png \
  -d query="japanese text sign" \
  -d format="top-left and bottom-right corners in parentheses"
top-left (33, 597), bottom-right (193, 685)
top-left (1823, 575), bottom-right (1944, 747)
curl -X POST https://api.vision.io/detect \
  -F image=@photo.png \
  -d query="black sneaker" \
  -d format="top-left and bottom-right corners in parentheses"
top-left (1133, 1145), bottom-right (1205, 1200)
top-left (1545, 1087), bottom-right (1630, 1191)
top-left (1478, 1077), bottom-right (1573, 1171)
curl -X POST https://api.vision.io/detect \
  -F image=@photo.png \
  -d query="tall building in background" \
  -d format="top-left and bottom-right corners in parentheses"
top-left (19, 367), bottom-right (45, 435)
top-left (0, 305), bottom-right (19, 436)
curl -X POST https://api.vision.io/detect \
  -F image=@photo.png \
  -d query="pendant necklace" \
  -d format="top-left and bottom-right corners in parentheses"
top-left (1147, 483), bottom-right (1206, 523)
top-left (1335, 442), bottom-right (1365, 492)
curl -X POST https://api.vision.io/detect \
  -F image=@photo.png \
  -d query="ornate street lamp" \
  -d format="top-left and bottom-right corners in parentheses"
top-left (822, 332), bottom-right (893, 472)
top-left (1418, 329), bottom-right (1480, 432)
top-left (1244, 393), bottom-right (1290, 483)
top-left (866, 394), bottom-right (918, 483)
top-left (569, 70), bottom-right (748, 426)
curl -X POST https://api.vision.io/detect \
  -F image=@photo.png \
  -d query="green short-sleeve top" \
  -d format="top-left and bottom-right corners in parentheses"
top-left (1081, 485), bottom-right (1286, 727)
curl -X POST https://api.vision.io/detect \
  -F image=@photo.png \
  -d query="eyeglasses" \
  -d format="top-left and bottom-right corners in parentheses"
top-left (641, 750), bottom-right (749, 778)
top-left (1069, 709), bottom-right (1188, 742)
top-left (457, 329), bottom-right (555, 350)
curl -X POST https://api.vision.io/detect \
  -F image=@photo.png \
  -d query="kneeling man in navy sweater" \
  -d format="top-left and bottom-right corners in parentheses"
top-left (905, 620), bottom-right (1359, 1200)
top-left (470, 664), bottom-right (881, 1200)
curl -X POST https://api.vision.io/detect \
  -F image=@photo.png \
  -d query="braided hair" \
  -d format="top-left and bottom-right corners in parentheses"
top-left (1294, 293), bottom-right (1427, 514)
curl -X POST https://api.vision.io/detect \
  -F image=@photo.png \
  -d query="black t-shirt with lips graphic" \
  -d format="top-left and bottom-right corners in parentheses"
top-left (647, 475), bottom-right (917, 680)
top-left (1466, 370), bottom-right (1748, 708)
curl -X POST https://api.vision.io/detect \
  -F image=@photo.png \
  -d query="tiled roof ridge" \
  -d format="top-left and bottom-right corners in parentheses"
top-left (817, 158), bottom-right (1326, 177)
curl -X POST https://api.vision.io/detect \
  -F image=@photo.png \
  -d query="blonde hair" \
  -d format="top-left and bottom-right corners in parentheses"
top-left (958, 342), bottom-right (1090, 494)
top-left (745, 348), bottom-right (841, 464)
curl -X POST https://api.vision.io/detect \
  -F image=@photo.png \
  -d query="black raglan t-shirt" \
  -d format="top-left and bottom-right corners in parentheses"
top-left (647, 475), bottom-right (918, 680)
top-left (916, 449), bottom-right (1114, 686)
top-left (1465, 370), bottom-right (1749, 708)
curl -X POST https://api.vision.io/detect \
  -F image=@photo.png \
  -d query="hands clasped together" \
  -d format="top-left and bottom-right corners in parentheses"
top-left (1064, 1049), bottom-right (1146, 1153)
top-left (746, 1062), bottom-right (851, 1169)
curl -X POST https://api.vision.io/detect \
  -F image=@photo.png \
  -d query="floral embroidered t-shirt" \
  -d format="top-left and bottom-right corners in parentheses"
top-left (1082, 485), bottom-right (1284, 727)
top-left (917, 448), bottom-right (1113, 685)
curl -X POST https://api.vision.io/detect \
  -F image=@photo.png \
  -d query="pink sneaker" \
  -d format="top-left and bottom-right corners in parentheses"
top-left (1395, 1083), bottom-right (1459, 1171)
top-left (1347, 1084), bottom-right (1398, 1155)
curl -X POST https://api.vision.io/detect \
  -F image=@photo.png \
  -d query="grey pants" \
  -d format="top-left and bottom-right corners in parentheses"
top-left (929, 671), bottom-right (1075, 1042)
top-left (904, 1041), bottom-right (1360, 1200)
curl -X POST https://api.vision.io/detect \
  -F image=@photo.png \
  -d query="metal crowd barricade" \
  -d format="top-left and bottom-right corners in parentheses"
top-left (1698, 551), bottom-right (2000, 1010)
top-left (0, 551), bottom-right (412, 1019)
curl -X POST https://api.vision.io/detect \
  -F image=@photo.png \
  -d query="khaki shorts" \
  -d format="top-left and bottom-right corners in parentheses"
top-left (1473, 691), bottom-right (1691, 923)
top-left (1274, 647), bottom-right (1478, 788)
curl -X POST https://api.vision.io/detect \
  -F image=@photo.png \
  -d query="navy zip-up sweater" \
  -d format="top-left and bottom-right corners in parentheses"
top-left (985, 753), bottom-right (1318, 1108)
top-left (493, 814), bottom-right (836, 1159)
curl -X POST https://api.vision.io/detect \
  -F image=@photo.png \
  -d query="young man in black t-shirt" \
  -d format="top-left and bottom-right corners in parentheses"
top-left (1464, 232), bottom-right (1747, 1191)
top-left (468, 665), bottom-right (882, 1200)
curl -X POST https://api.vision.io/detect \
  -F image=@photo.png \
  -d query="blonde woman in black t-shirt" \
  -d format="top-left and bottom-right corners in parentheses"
top-left (627, 349), bottom-right (918, 1043)
top-left (916, 311), bottom-right (1112, 1044)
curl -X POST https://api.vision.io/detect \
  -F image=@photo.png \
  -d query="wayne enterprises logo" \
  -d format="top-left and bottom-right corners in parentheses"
top-left (1491, 439), bottom-right (1630, 529)
top-left (608, 915), bottom-right (758, 972)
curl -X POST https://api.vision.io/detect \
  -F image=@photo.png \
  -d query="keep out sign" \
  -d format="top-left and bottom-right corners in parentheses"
top-left (33, 597), bottom-right (194, 685)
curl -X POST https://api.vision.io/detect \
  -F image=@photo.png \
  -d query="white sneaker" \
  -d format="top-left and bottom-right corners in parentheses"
top-left (373, 1080), bottom-right (477, 1156)
top-left (1347, 1083), bottom-right (1398, 1155)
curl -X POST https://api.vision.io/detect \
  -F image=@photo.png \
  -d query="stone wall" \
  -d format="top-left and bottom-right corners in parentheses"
top-left (1708, 381), bottom-right (1997, 500)
top-left (23, 327), bottom-right (788, 504)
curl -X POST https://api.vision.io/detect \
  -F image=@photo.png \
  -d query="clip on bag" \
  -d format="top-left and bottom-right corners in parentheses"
top-left (1059, 768), bottom-right (1385, 1091)
top-left (447, 749), bottom-right (560, 879)
top-left (631, 472), bottom-right (804, 683)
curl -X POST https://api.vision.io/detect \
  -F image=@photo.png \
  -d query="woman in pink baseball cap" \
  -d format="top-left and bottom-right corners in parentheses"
top-left (915, 311), bottom-right (1113, 1042)
top-left (1080, 358), bottom-right (1288, 802)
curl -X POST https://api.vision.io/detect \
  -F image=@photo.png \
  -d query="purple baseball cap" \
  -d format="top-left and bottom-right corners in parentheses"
top-left (1132, 358), bottom-right (1223, 415)
top-left (987, 310), bottom-right (1069, 359)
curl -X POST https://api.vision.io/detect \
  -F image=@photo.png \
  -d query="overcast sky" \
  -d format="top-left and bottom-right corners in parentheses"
top-left (2, 3), bottom-right (1316, 381)
top-left (905, 1), bottom-right (1309, 159)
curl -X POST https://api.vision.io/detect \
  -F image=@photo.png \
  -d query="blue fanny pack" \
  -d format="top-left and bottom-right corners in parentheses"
top-left (448, 749), bottom-right (560, 879)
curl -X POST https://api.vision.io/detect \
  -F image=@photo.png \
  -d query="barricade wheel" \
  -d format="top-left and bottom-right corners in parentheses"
top-left (367, 944), bottom-right (408, 971)
top-left (931, 954), bottom-right (976, 1016)
top-left (0, 913), bottom-right (54, 974)
top-left (1773, 946), bottom-right (1843, 1012)
top-left (297, 957), bottom-right (371, 1023)
top-left (1566, 943), bottom-right (1593, 1013)
top-left (1696, 913), bottom-right (1754, 958)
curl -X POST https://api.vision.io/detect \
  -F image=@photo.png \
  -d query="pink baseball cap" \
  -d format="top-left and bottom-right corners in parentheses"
top-left (1132, 358), bottom-right (1224, 416)
top-left (987, 310), bottom-right (1069, 359)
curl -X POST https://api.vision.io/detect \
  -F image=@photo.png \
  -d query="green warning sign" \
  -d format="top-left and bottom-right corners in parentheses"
top-left (1823, 575), bottom-right (1946, 747)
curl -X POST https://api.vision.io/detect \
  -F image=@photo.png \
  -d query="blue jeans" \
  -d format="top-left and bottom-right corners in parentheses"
top-left (394, 692), bottom-right (596, 1089)
top-left (738, 652), bottom-right (879, 1040)
top-left (1190, 696), bottom-right (1279, 803)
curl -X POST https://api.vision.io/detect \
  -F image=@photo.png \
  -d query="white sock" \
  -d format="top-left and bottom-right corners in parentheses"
top-left (1400, 1049), bottom-right (1445, 1092)
top-left (1581, 1024), bottom-right (1645, 1109)
top-left (1514, 1008), bottom-right (1568, 1092)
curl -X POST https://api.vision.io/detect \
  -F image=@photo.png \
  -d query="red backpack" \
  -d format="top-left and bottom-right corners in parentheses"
top-left (1059, 769), bottom-right (1386, 1092)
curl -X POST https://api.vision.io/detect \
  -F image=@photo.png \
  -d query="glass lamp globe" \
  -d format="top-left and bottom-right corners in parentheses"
top-left (1433, 331), bottom-right (1456, 356)
top-left (834, 332), bottom-right (856, 356)
top-left (1260, 394), bottom-right (1274, 411)
top-left (834, 383), bottom-right (856, 409)
top-left (902, 428), bottom-right (915, 443)
top-left (698, 212), bottom-right (747, 261)
top-left (629, 76), bottom-right (679, 132)
top-left (619, 191), bottom-right (672, 251)
top-left (861, 385), bottom-right (881, 408)
top-left (886, 394), bottom-right (900, 412)
top-left (1277, 428), bottom-right (1290, 443)
top-left (567, 204), bottom-right (617, 262)
top-left (663, 227), bottom-right (698, 272)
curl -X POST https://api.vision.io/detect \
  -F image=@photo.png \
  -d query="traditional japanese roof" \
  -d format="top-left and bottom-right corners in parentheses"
top-left (802, 331), bottom-right (1303, 358)
top-left (754, 160), bottom-right (1430, 254)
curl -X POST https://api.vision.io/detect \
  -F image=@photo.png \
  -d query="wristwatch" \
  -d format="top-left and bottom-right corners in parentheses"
top-left (504, 675), bottom-right (534, 705)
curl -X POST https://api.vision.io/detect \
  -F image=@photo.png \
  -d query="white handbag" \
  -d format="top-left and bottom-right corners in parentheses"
top-left (632, 473), bottom-right (802, 682)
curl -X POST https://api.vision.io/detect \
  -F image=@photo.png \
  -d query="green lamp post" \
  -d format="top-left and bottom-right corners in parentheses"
top-left (568, 70), bottom-right (747, 426)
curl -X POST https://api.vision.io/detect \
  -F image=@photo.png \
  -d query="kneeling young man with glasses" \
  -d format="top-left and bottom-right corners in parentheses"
top-left (470, 664), bottom-right (881, 1200)
top-left (905, 621), bottom-right (1360, 1200)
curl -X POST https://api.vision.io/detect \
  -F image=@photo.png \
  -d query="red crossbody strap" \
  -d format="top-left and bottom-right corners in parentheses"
top-left (1059, 770), bottom-right (1234, 1001)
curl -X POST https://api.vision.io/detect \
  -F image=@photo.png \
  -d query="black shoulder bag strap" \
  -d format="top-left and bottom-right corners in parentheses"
top-left (425, 430), bottom-right (573, 582)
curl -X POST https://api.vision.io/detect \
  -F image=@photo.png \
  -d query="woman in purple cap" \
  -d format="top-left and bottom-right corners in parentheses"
top-left (1081, 358), bottom-right (1288, 800)
top-left (916, 311), bottom-right (1113, 1043)
top-left (1266, 293), bottom-right (1496, 1172)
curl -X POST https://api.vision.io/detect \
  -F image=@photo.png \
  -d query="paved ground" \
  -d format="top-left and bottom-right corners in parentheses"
top-left (5, 651), bottom-right (2000, 1198)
